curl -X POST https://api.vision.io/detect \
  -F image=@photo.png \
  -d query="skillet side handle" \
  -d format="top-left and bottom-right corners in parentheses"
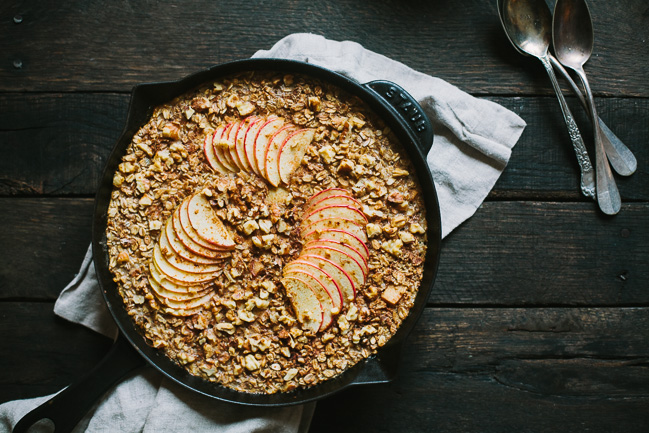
top-left (349, 340), bottom-right (404, 386)
top-left (13, 334), bottom-right (145, 433)
top-left (364, 80), bottom-right (434, 156)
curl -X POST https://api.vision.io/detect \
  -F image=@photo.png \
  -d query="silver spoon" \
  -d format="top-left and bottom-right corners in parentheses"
top-left (549, 56), bottom-right (636, 176)
top-left (553, 0), bottom-right (621, 215)
top-left (501, 0), bottom-right (595, 200)
top-left (496, 0), bottom-right (636, 178)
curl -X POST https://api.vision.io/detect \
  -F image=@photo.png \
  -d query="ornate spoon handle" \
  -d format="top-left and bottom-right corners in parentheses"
top-left (549, 55), bottom-right (637, 176)
top-left (574, 66), bottom-right (621, 215)
top-left (540, 55), bottom-right (596, 199)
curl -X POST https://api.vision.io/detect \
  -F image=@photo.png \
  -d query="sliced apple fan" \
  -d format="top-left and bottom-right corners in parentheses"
top-left (148, 184), bottom-right (369, 331)
top-left (281, 188), bottom-right (369, 333)
top-left (149, 192), bottom-right (234, 315)
top-left (203, 115), bottom-right (315, 187)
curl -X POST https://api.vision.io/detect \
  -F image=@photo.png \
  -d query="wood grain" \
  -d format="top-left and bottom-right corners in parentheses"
top-left (0, 302), bottom-right (112, 403)
top-left (434, 201), bottom-right (649, 306)
top-left (0, 198), bottom-right (93, 299)
top-left (0, 93), bottom-right (127, 196)
top-left (310, 307), bottom-right (649, 433)
top-left (1, 94), bottom-right (647, 199)
top-left (1, 0), bottom-right (647, 428)
top-left (1, 0), bottom-right (647, 95)
top-left (491, 96), bottom-right (648, 201)
top-left (311, 366), bottom-right (649, 432)
top-left (407, 307), bottom-right (649, 370)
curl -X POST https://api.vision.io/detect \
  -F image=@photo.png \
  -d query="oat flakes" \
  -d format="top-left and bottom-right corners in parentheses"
top-left (106, 71), bottom-right (427, 394)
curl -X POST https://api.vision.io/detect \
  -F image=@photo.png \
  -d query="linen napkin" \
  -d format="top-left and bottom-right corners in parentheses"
top-left (0, 33), bottom-right (525, 433)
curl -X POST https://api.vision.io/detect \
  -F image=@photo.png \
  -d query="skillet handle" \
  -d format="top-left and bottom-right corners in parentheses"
top-left (364, 80), bottom-right (434, 155)
top-left (13, 333), bottom-right (145, 433)
top-left (349, 340), bottom-right (403, 386)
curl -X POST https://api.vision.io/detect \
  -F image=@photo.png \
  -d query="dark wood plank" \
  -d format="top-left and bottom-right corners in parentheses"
top-left (407, 307), bottom-right (649, 370)
top-left (1, 0), bottom-right (647, 96)
top-left (434, 201), bottom-right (649, 306)
top-left (1, 94), bottom-right (647, 199)
top-left (0, 0), bottom-right (646, 430)
top-left (0, 302), bottom-right (112, 403)
top-left (311, 366), bottom-right (649, 432)
top-left (1, 199), bottom-right (647, 306)
top-left (0, 93), bottom-right (127, 195)
top-left (0, 198), bottom-right (93, 299)
top-left (492, 96), bottom-right (649, 201)
top-left (311, 307), bottom-right (649, 433)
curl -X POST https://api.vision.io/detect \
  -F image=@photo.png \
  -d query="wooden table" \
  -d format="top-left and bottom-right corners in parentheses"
top-left (1, 0), bottom-right (647, 431)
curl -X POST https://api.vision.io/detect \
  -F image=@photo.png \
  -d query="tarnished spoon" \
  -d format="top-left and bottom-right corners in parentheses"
top-left (553, 0), bottom-right (621, 215)
top-left (497, 0), bottom-right (636, 178)
top-left (501, 0), bottom-right (595, 200)
top-left (549, 56), bottom-right (636, 176)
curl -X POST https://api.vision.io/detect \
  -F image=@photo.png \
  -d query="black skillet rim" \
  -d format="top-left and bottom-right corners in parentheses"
top-left (92, 58), bottom-right (441, 406)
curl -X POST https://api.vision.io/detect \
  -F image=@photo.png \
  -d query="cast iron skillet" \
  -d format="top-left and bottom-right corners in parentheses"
top-left (14, 59), bottom-right (441, 433)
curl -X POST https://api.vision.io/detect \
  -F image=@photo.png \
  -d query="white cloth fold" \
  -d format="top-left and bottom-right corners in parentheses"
top-left (0, 362), bottom-right (312, 433)
top-left (54, 245), bottom-right (119, 339)
top-left (0, 33), bottom-right (525, 433)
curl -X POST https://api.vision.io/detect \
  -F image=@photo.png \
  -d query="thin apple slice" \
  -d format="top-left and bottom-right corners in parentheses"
top-left (212, 123), bottom-right (239, 172)
top-left (149, 259), bottom-right (212, 293)
top-left (186, 194), bottom-right (235, 250)
top-left (304, 239), bottom-right (368, 274)
top-left (278, 128), bottom-right (315, 185)
top-left (304, 188), bottom-right (353, 210)
top-left (302, 228), bottom-right (369, 262)
top-left (281, 276), bottom-right (323, 333)
top-left (254, 117), bottom-right (285, 178)
top-left (300, 217), bottom-right (367, 243)
top-left (301, 204), bottom-right (368, 230)
top-left (160, 303), bottom-right (205, 316)
top-left (224, 120), bottom-right (246, 170)
top-left (149, 259), bottom-right (198, 290)
top-left (149, 273), bottom-right (212, 302)
top-left (152, 243), bottom-right (220, 284)
top-left (282, 268), bottom-right (334, 330)
top-left (301, 243), bottom-right (366, 290)
top-left (221, 122), bottom-right (240, 169)
top-left (244, 117), bottom-right (266, 175)
top-left (299, 253), bottom-right (356, 302)
top-left (284, 259), bottom-right (343, 313)
top-left (264, 124), bottom-right (297, 187)
top-left (159, 290), bottom-right (214, 310)
top-left (235, 116), bottom-right (257, 172)
top-left (178, 199), bottom-right (222, 250)
top-left (203, 131), bottom-right (229, 173)
top-left (162, 218), bottom-right (224, 265)
top-left (303, 194), bottom-right (363, 218)
top-left (155, 243), bottom-right (222, 275)
top-left (157, 240), bottom-right (223, 275)
top-left (172, 207), bottom-right (231, 259)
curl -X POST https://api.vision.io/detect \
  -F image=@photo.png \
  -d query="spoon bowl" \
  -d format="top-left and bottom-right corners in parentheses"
top-left (497, 0), bottom-right (637, 178)
top-left (502, 0), bottom-right (551, 58)
top-left (501, 0), bottom-right (595, 200)
top-left (553, 0), bottom-right (594, 70)
top-left (553, 0), bottom-right (636, 177)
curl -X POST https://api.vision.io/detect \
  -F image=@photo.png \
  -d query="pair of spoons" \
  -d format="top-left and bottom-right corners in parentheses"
top-left (498, 0), bottom-right (637, 215)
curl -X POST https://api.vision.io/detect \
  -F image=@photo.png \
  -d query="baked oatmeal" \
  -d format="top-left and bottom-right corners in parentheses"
top-left (106, 71), bottom-right (428, 394)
